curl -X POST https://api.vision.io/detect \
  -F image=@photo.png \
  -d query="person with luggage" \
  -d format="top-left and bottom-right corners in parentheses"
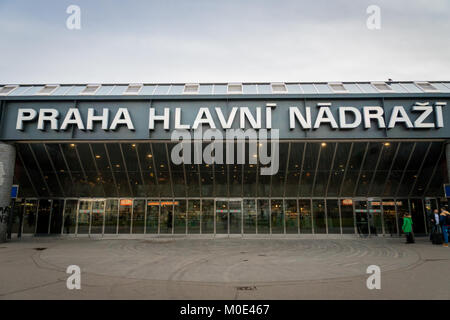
top-left (439, 208), bottom-right (450, 247)
top-left (430, 209), bottom-right (443, 244)
top-left (402, 212), bottom-right (415, 244)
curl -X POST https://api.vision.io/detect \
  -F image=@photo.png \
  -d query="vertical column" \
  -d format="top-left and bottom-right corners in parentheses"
top-left (446, 142), bottom-right (450, 190)
top-left (0, 142), bottom-right (16, 243)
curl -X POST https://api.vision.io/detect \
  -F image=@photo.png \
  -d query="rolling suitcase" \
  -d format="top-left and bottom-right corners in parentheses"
top-left (432, 228), bottom-right (443, 245)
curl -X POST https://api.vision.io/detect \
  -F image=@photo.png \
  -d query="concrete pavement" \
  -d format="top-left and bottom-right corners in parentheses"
top-left (0, 236), bottom-right (449, 299)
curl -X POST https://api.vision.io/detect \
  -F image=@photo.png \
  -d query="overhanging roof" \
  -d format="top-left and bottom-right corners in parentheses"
top-left (0, 81), bottom-right (450, 100)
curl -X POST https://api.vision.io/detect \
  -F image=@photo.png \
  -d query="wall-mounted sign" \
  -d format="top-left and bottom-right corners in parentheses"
top-left (342, 199), bottom-right (353, 206)
top-left (11, 185), bottom-right (19, 199)
top-left (120, 199), bottom-right (133, 206)
top-left (147, 201), bottom-right (179, 206)
top-left (444, 184), bottom-right (450, 197)
top-left (13, 102), bottom-right (447, 132)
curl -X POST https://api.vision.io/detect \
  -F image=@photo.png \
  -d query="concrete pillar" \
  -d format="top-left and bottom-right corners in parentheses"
top-left (0, 142), bottom-right (15, 243)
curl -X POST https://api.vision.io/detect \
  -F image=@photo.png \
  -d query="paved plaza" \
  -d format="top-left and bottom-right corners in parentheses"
top-left (0, 236), bottom-right (449, 299)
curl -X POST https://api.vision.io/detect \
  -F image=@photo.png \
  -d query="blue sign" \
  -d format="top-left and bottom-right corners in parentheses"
top-left (11, 185), bottom-right (18, 199)
top-left (444, 184), bottom-right (450, 197)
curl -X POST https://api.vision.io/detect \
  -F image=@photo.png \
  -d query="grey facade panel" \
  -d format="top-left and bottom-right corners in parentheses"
top-left (1, 97), bottom-right (450, 141)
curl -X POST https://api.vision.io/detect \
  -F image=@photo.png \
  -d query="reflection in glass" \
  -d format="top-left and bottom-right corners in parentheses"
top-left (243, 199), bottom-right (256, 234)
top-left (257, 200), bottom-right (270, 234)
top-left (370, 142), bottom-right (399, 196)
top-left (327, 143), bottom-right (351, 196)
top-left (152, 143), bottom-right (172, 197)
top-left (341, 143), bottom-right (367, 196)
top-left (104, 199), bottom-right (118, 234)
top-left (314, 142), bottom-right (335, 197)
top-left (50, 200), bottom-right (64, 234)
top-left (356, 142), bottom-right (383, 196)
top-left (215, 164), bottom-right (228, 197)
top-left (201, 200), bottom-right (214, 234)
top-left (77, 200), bottom-right (90, 234)
top-left (23, 200), bottom-right (38, 234)
top-left (187, 200), bottom-right (201, 234)
top-left (62, 200), bottom-right (77, 234)
top-left (229, 201), bottom-right (241, 234)
top-left (185, 164), bottom-right (200, 197)
top-left (200, 163), bottom-right (214, 197)
top-left (216, 200), bottom-right (228, 233)
top-left (118, 200), bottom-right (132, 234)
top-left (354, 200), bottom-right (368, 236)
top-left (160, 202), bottom-right (173, 234)
top-left (243, 163), bottom-right (257, 197)
top-left (169, 144), bottom-right (187, 198)
top-left (285, 200), bottom-right (298, 234)
top-left (146, 200), bottom-right (159, 234)
top-left (271, 200), bottom-right (284, 233)
top-left (367, 200), bottom-right (382, 235)
top-left (312, 200), bottom-right (326, 234)
top-left (132, 200), bottom-right (146, 234)
top-left (299, 200), bottom-right (312, 234)
top-left (397, 143), bottom-right (429, 196)
top-left (107, 144), bottom-right (131, 197)
top-left (271, 144), bottom-right (288, 197)
top-left (174, 200), bottom-right (187, 234)
top-left (384, 143), bottom-right (414, 196)
top-left (91, 201), bottom-right (105, 234)
top-left (341, 199), bottom-right (355, 234)
top-left (285, 143), bottom-right (304, 197)
top-left (382, 199), bottom-right (397, 236)
top-left (299, 143), bottom-right (320, 197)
top-left (326, 200), bottom-right (341, 234)
top-left (11, 201), bottom-right (24, 235)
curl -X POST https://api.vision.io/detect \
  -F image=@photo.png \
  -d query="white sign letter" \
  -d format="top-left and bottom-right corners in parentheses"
top-left (16, 108), bottom-right (37, 130)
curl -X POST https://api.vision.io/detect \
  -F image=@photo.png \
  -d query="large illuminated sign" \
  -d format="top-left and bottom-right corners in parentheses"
top-left (15, 102), bottom-right (446, 132)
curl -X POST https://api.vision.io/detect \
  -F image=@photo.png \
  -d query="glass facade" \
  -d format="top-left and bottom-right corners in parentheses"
top-left (9, 141), bottom-right (447, 237)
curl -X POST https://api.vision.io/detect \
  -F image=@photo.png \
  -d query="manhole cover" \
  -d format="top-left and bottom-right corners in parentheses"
top-left (243, 259), bottom-right (248, 262)
top-left (236, 286), bottom-right (257, 291)
top-left (258, 254), bottom-right (266, 256)
top-left (33, 248), bottom-right (47, 251)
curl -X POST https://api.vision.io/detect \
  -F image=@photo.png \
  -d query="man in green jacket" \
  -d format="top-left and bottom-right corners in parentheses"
top-left (402, 213), bottom-right (414, 243)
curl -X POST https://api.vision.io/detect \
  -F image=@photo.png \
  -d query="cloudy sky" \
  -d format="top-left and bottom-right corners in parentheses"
top-left (0, 0), bottom-right (449, 84)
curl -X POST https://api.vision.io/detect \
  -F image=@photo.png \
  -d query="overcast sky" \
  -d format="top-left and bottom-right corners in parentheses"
top-left (0, 0), bottom-right (449, 84)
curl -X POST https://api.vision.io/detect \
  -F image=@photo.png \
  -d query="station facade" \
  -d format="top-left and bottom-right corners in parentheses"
top-left (1, 81), bottom-right (450, 240)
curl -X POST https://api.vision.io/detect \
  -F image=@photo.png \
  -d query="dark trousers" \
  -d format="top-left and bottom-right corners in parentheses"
top-left (406, 232), bottom-right (415, 243)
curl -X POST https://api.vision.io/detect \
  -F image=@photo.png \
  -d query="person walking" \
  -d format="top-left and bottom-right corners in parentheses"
top-left (439, 208), bottom-right (450, 247)
top-left (429, 209), bottom-right (441, 240)
top-left (430, 209), bottom-right (443, 244)
top-left (402, 212), bottom-right (414, 244)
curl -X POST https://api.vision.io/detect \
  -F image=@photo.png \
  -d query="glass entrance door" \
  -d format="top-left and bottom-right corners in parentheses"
top-left (77, 199), bottom-right (105, 235)
top-left (216, 199), bottom-right (228, 234)
top-left (215, 199), bottom-right (242, 234)
top-left (354, 199), bottom-right (369, 236)
top-left (229, 200), bottom-right (242, 234)
top-left (367, 199), bottom-right (383, 236)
